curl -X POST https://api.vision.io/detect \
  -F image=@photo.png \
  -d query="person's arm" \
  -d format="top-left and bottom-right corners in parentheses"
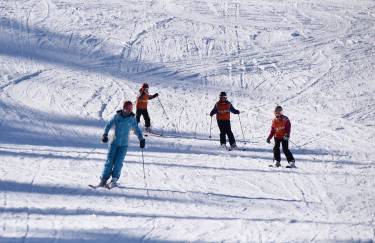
top-left (132, 116), bottom-right (144, 141)
top-left (230, 104), bottom-right (239, 114)
top-left (149, 93), bottom-right (158, 100)
top-left (268, 123), bottom-right (275, 139)
top-left (137, 93), bottom-right (144, 101)
top-left (210, 105), bottom-right (218, 116)
top-left (285, 118), bottom-right (291, 135)
top-left (104, 115), bottom-right (116, 134)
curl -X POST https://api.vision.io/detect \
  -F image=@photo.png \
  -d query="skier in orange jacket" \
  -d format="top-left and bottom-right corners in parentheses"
top-left (267, 106), bottom-right (295, 168)
top-left (210, 92), bottom-right (240, 150)
top-left (136, 83), bottom-right (158, 133)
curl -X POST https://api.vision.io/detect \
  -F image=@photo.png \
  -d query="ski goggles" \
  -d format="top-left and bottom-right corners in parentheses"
top-left (124, 105), bottom-right (133, 111)
top-left (274, 111), bottom-right (282, 116)
top-left (220, 96), bottom-right (227, 99)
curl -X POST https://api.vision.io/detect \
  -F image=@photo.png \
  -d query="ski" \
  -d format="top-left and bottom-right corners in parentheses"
top-left (269, 165), bottom-right (296, 168)
top-left (142, 131), bottom-right (163, 137)
top-left (219, 146), bottom-right (245, 151)
top-left (104, 183), bottom-right (120, 190)
top-left (228, 148), bottom-right (246, 151)
top-left (89, 184), bottom-right (105, 189)
top-left (89, 184), bottom-right (108, 189)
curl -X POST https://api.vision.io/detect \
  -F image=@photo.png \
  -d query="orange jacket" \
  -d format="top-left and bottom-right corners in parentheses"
top-left (268, 115), bottom-right (291, 139)
top-left (216, 102), bottom-right (231, 120)
top-left (136, 93), bottom-right (150, 109)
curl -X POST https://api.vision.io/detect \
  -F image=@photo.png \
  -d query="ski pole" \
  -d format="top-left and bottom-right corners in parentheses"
top-left (238, 114), bottom-right (246, 145)
top-left (142, 149), bottom-right (146, 179)
top-left (157, 96), bottom-right (169, 120)
top-left (289, 139), bottom-right (316, 160)
top-left (209, 116), bottom-right (212, 138)
top-left (83, 142), bottom-right (102, 158)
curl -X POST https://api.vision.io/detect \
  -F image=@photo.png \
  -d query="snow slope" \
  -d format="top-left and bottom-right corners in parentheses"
top-left (1, 0), bottom-right (375, 242)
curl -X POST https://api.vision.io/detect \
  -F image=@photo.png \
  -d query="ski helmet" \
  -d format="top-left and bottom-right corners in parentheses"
top-left (123, 101), bottom-right (133, 111)
top-left (274, 106), bottom-right (282, 116)
top-left (219, 92), bottom-right (227, 98)
top-left (141, 83), bottom-right (149, 90)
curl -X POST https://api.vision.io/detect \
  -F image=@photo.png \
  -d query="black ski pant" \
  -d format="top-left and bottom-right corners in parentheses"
top-left (136, 108), bottom-right (151, 128)
top-left (273, 138), bottom-right (294, 162)
top-left (217, 119), bottom-right (236, 145)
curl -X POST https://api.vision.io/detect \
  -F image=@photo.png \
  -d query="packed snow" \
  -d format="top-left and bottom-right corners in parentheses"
top-left (1, 0), bottom-right (375, 242)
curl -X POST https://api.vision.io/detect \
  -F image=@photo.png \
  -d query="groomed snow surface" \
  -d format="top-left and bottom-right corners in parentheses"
top-left (1, 0), bottom-right (375, 242)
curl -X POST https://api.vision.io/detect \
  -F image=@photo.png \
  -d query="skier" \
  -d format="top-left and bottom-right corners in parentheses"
top-left (210, 92), bottom-right (240, 149)
top-left (98, 101), bottom-right (145, 188)
top-left (266, 106), bottom-right (295, 168)
top-left (136, 83), bottom-right (159, 133)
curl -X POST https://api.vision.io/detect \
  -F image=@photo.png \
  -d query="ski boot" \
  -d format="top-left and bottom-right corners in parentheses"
top-left (107, 177), bottom-right (119, 189)
top-left (287, 160), bottom-right (296, 168)
top-left (230, 143), bottom-right (238, 150)
top-left (98, 176), bottom-right (108, 187)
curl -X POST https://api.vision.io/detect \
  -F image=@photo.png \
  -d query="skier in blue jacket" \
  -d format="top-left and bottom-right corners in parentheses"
top-left (98, 101), bottom-right (145, 188)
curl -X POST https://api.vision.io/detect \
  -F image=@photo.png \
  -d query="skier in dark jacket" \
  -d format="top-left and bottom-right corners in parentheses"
top-left (266, 106), bottom-right (295, 168)
top-left (136, 83), bottom-right (158, 133)
top-left (97, 101), bottom-right (145, 188)
top-left (210, 92), bottom-right (240, 149)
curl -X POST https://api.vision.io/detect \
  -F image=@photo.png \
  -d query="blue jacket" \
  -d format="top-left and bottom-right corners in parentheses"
top-left (104, 110), bottom-right (143, 146)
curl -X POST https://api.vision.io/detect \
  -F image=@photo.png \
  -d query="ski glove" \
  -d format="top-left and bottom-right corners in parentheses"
top-left (154, 93), bottom-right (158, 97)
top-left (284, 134), bottom-right (290, 141)
top-left (210, 111), bottom-right (214, 117)
top-left (102, 134), bottom-right (108, 143)
top-left (140, 139), bottom-right (145, 149)
top-left (266, 137), bottom-right (271, 144)
top-left (236, 110), bottom-right (240, 115)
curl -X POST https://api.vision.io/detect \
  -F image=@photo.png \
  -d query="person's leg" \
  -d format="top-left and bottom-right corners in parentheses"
top-left (101, 144), bottom-right (118, 179)
top-left (217, 120), bottom-right (226, 145)
top-left (136, 109), bottom-right (142, 124)
top-left (111, 146), bottom-right (129, 179)
top-left (282, 140), bottom-right (295, 162)
top-left (143, 109), bottom-right (151, 128)
top-left (273, 139), bottom-right (282, 163)
top-left (223, 120), bottom-right (236, 145)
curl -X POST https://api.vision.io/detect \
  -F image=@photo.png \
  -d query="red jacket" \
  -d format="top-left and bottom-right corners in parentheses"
top-left (268, 115), bottom-right (291, 139)
top-left (136, 93), bottom-right (149, 109)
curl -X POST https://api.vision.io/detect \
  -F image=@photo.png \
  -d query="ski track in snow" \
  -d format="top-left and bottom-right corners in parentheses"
top-left (1, 0), bottom-right (375, 242)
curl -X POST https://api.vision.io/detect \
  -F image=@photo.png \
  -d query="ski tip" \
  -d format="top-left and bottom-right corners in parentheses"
top-left (88, 185), bottom-right (96, 189)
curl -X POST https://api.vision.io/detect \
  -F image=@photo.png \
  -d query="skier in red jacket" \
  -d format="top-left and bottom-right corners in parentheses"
top-left (136, 83), bottom-right (158, 133)
top-left (266, 106), bottom-right (295, 167)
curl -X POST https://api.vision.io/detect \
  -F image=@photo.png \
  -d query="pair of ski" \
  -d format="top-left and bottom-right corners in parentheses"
top-left (142, 131), bottom-right (163, 137)
top-left (88, 184), bottom-right (119, 190)
top-left (221, 146), bottom-right (246, 151)
top-left (269, 164), bottom-right (296, 169)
